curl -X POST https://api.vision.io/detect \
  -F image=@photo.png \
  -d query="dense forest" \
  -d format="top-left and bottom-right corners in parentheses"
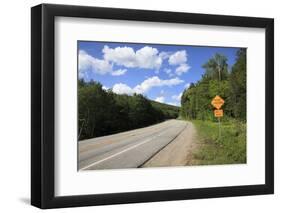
top-left (180, 49), bottom-right (246, 121)
top-left (78, 80), bottom-right (179, 140)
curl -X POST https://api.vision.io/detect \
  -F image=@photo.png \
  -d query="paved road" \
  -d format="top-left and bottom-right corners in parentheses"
top-left (142, 121), bottom-right (198, 167)
top-left (79, 119), bottom-right (188, 170)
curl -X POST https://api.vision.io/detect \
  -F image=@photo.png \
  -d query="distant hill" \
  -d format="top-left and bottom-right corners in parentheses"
top-left (150, 100), bottom-right (180, 119)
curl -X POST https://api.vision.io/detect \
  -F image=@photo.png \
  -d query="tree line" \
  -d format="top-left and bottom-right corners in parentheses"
top-left (180, 48), bottom-right (246, 121)
top-left (78, 80), bottom-right (179, 140)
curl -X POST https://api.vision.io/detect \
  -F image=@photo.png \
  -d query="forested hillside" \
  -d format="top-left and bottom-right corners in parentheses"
top-left (180, 48), bottom-right (247, 165)
top-left (150, 100), bottom-right (179, 119)
top-left (180, 49), bottom-right (246, 121)
top-left (78, 80), bottom-right (179, 140)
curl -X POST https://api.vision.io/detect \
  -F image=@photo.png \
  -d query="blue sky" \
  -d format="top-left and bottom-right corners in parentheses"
top-left (78, 41), bottom-right (240, 106)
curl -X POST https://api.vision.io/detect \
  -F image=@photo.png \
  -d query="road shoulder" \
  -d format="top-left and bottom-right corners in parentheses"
top-left (141, 121), bottom-right (198, 168)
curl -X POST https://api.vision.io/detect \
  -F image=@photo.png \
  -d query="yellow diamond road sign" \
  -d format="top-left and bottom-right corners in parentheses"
top-left (211, 95), bottom-right (225, 109)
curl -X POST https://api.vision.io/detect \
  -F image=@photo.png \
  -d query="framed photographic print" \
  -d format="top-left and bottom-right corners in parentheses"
top-left (31, 3), bottom-right (274, 209)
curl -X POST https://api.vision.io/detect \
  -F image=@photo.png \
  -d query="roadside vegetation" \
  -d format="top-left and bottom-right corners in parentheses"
top-left (78, 80), bottom-right (179, 140)
top-left (192, 120), bottom-right (246, 165)
top-left (180, 48), bottom-right (247, 165)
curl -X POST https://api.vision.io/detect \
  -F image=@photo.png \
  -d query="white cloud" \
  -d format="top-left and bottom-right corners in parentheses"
top-left (112, 83), bottom-right (134, 95)
top-left (136, 46), bottom-right (162, 69)
top-left (184, 83), bottom-right (190, 89)
top-left (134, 76), bottom-right (184, 94)
top-left (172, 92), bottom-right (183, 102)
top-left (167, 50), bottom-right (191, 76)
top-left (155, 96), bottom-right (165, 103)
top-left (78, 71), bottom-right (85, 79)
top-left (159, 51), bottom-right (171, 60)
top-left (79, 50), bottom-right (92, 71)
top-left (79, 50), bottom-right (113, 75)
top-left (102, 85), bottom-right (109, 91)
top-left (167, 102), bottom-right (180, 106)
top-left (103, 46), bottom-right (134, 67)
top-left (111, 69), bottom-right (127, 76)
top-left (102, 45), bottom-right (162, 69)
top-left (164, 68), bottom-right (174, 77)
top-left (79, 50), bottom-right (128, 77)
top-left (112, 76), bottom-right (184, 95)
top-left (79, 48), bottom-right (192, 79)
top-left (164, 68), bottom-right (172, 75)
top-left (175, 63), bottom-right (190, 75)
top-left (168, 50), bottom-right (187, 65)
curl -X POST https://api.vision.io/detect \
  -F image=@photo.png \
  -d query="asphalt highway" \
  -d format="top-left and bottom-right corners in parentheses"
top-left (78, 119), bottom-right (187, 170)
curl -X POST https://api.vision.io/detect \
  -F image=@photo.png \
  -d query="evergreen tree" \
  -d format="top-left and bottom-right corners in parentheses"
top-left (180, 50), bottom-right (246, 121)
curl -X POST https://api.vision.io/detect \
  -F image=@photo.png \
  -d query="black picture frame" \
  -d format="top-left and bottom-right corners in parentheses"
top-left (31, 3), bottom-right (274, 209)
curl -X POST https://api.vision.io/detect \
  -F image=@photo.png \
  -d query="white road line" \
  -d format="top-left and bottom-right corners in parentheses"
top-left (80, 131), bottom-right (166, 170)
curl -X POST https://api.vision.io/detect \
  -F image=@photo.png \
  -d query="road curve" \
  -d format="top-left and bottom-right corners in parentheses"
top-left (78, 119), bottom-right (188, 170)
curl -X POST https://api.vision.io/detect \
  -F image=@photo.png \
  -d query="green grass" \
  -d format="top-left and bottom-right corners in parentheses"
top-left (192, 119), bottom-right (246, 165)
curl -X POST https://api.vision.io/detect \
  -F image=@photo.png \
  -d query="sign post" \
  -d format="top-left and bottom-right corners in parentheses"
top-left (211, 95), bottom-right (225, 140)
